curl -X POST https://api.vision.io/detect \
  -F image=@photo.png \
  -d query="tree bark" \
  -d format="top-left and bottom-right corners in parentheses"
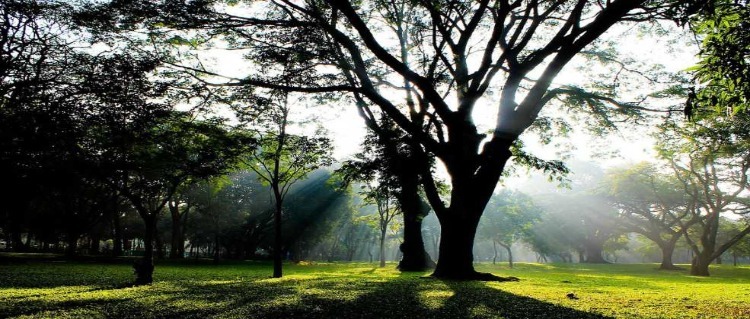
top-left (169, 202), bottom-right (183, 259)
top-left (431, 213), bottom-right (483, 279)
top-left (379, 228), bottom-right (387, 267)
top-left (397, 201), bottom-right (435, 270)
top-left (395, 157), bottom-right (435, 271)
top-left (658, 240), bottom-right (682, 270)
top-left (272, 189), bottom-right (283, 278)
top-left (690, 255), bottom-right (711, 276)
top-left (500, 242), bottom-right (513, 269)
top-left (134, 215), bottom-right (156, 285)
top-left (429, 137), bottom-right (513, 280)
top-left (492, 240), bottom-right (498, 265)
top-left (112, 210), bottom-right (123, 257)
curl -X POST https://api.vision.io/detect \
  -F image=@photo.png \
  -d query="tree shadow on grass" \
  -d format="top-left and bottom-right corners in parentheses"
top-left (2, 271), bottom-right (612, 318)
top-left (212, 273), bottom-right (612, 319)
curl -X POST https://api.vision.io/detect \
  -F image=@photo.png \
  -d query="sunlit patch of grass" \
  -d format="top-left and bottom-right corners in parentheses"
top-left (419, 289), bottom-right (454, 310)
top-left (1, 259), bottom-right (749, 318)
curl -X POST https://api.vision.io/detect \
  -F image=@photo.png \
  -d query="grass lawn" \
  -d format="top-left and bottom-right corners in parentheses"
top-left (1, 256), bottom-right (749, 318)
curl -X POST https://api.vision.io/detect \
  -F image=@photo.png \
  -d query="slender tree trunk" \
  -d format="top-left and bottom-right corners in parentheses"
top-left (134, 215), bottom-right (156, 285)
top-left (112, 211), bottom-right (123, 257)
top-left (65, 233), bottom-right (79, 257)
top-left (169, 203), bottom-right (183, 259)
top-left (89, 234), bottom-right (101, 255)
top-left (273, 190), bottom-right (283, 278)
top-left (213, 234), bottom-right (220, 264)
top-left (492, 240), bottom-right (498, 265)
top-left (379, 227), bottom-right (387, 267)
top-left (500, 242), bottom-right (513, 269)
top-left (155, 231), bottom-right (164, 259)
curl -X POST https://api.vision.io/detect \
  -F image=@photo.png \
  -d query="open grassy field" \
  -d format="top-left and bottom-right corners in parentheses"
top-left (1, 257), bottom-right (749, 318)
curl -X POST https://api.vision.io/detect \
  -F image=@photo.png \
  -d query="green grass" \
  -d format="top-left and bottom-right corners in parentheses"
top-left (1, 258), bottom-right (749, 318)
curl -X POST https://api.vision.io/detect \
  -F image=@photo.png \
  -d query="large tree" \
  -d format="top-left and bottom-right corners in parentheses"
top-left (83, 0), bottom-right (695, 279)
top-left (604, 162), bottom-right (700, 270)
top-left (658, 114), bottom-right (750, 276)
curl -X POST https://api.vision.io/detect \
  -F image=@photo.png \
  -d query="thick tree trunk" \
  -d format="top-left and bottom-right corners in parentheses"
top-left (658, 241), bottom-right (681, 270)
top-left (430, 137), bottom-right (514, 280)
top-left (134, 216), bottom-right (156, 285)
top-left (690, 255), bottom-right (711, 276)
top-left (398, 207), bottom-right (435, 271)
top-left (584, 242), bottom-right (609, 264)
top-left (396, 178), bottom-right (435, 271)
top-left (431, 214), bottom-right (483, 279)
top-left (168, 202), bottom-right (186, 259)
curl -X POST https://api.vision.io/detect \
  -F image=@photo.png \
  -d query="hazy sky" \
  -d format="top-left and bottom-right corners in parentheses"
top-left (199, 14), bottom-right (698, 178)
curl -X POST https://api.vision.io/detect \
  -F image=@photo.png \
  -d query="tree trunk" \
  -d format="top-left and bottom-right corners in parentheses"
top-left (65, 234), bottom-right (78, 257)
top-left (213, 234), bottom-right (220, 264)
top-left (134, 215), bottom-right (156, 285)
top-left (398, 209), bottom-right (435, 270)
top-left (168, 202), bottom-right (188, 259)
top-left (155, 231), bottom-right (164, 259)
top-left (584, 241), bottom-right (609, 264)
top-left (89, 234), bottom-right (101, 255)
top-left (656, 238), bottom-right (682, 270)
top-left (273, 192), bottom-right (283, 278)
top-left (690, 255), bottom-right (711, 276)
top-left (492, 240), bottom-right (498, 265)
top-left (379, 228), bottom-right (387, 268)
top-left (396, 180), bottom-right (435, 271)
top-left (658, 239), bottom-right (682, 270)
top-left (431, 213), bottom-right (483, 279)
top-left (500, 243), bottom-right (513, 269)
top-left (112, 210), bottom-right (123, 257)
